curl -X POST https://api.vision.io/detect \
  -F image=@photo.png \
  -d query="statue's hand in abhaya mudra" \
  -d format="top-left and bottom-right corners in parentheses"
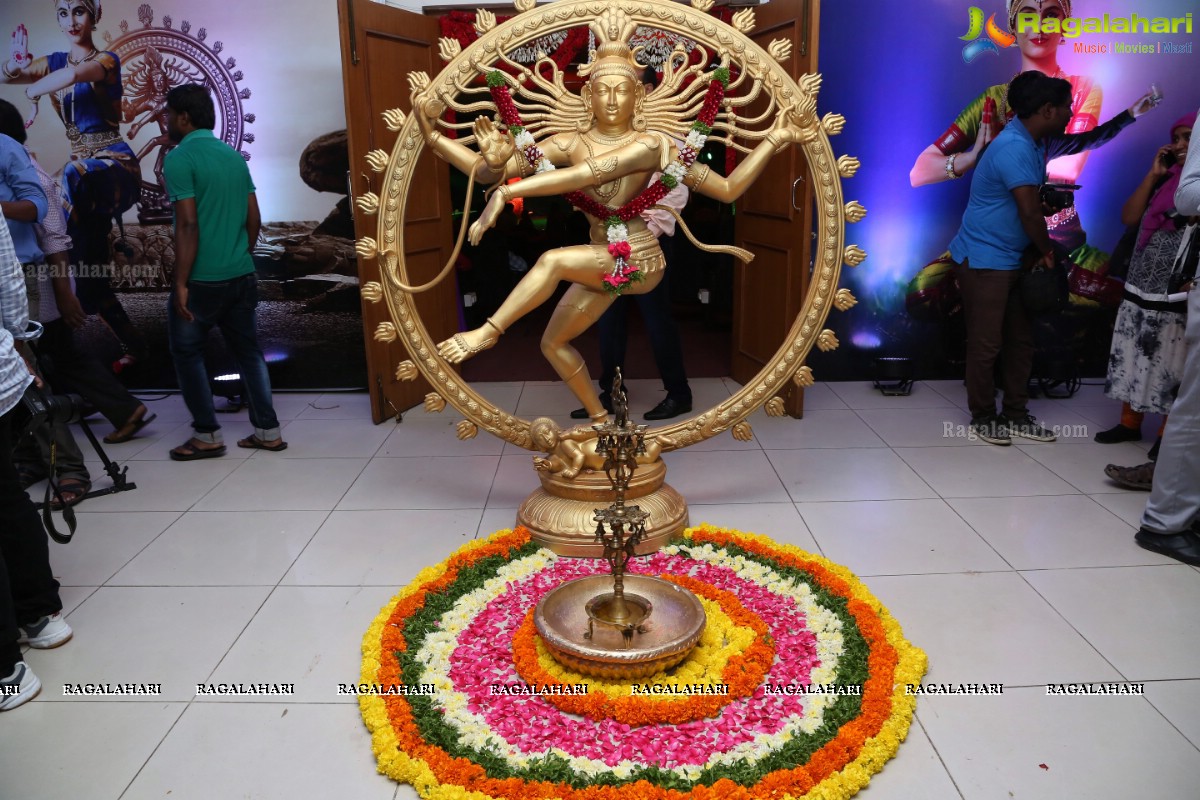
top-left (473, 116), bottom-right (515, 172)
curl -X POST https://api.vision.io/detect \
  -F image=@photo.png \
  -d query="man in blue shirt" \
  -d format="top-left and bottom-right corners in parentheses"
top-left (948, 71), bottom-right (1073, 445)
top-left (0, 132), bottom-right (48, 267)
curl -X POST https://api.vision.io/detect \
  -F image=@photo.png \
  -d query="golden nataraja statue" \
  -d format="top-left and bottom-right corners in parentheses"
top-left (410, 5), bottom-right (812, 423)
top-left (357, 0), bottom-right (864, 551)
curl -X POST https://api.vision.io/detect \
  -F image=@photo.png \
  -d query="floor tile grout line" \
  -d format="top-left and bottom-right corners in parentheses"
top-left (1009, 566), bottom-right (1133, 686)
top-left (1081, 491), bottom-right (1146, 532)
top-left (913, 714), bottom-right (968, 800)
top-left (1127, 693), bottom-right (1200, 755)
top-left (79, 510), bottom-right (186, 594)
top-left (116, 698), bottom-right (191, 800)
top-left (196, 508), bottom-right (337, 686)
top-left (937, 496), bottom-right (1024, 575)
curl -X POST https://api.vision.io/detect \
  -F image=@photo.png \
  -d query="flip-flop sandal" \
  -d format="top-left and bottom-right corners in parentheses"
top-left (237, 436), bottom-right (288, 452)
top-left (49, 478), bottom-right (91, 510)
top-left (104, 411), bottom-right (158, 444)
top-left (169, 441), bottom-right (227, 461)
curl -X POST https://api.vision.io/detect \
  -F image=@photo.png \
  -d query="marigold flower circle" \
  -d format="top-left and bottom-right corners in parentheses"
top-left (359, 526), bottom-right (928, 800)
top-left (510, 576), bottom-right (775, 726)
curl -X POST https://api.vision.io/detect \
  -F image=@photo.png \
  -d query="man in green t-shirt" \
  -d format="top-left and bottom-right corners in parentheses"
top-left (162, 84), bottom-right (286, 460)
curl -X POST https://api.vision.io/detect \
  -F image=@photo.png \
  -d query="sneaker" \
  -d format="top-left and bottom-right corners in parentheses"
top-left (1004, 413), bottom-right (1056, 442)
top-left (969, 415), bottom-right (1011, 446)
top-left (17, 612), bottom-right (73, 649)
top-left (0, 662), bottom-right (42, 711)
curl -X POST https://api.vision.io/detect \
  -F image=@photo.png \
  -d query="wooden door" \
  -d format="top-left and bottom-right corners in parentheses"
top-left (338, 0), bottom-right (457, 422)
top-left (731, 0), bottom-right (819, 418)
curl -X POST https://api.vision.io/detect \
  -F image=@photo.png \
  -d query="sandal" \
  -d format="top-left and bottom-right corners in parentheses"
top-left (104, 406), bottom-right (158, 444)
top-left (237, 435), bottom-right (288, 452)
top-left (1104, 461), bottom-right (1154, 491)
top-left (169, 439), bottom-right (227, 461)
top-left (49, 477), bottom-right (91, 510)
top-left (17, 463), bottom-right (48, 490)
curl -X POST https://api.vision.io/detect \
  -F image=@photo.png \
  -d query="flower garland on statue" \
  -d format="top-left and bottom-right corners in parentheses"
top-left (487, 67), bottom-right (730, 295)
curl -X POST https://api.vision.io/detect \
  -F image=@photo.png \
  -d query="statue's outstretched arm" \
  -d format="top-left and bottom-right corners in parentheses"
top-left (688, 100), bottom-right (813, 203)
top-left (468, 142), bottom-right (659, 246)
top-left (501, 142), bottom-right (659, 200)
top-left (410, 90), bottom-right (505, 182)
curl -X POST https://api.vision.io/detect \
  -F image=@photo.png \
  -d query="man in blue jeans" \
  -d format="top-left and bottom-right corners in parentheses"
top-left (163, 84), bottom-right (285, 459)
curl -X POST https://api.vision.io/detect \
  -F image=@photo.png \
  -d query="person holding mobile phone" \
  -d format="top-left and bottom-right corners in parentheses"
top-left (1096, 116), bottom-right (1193, 450)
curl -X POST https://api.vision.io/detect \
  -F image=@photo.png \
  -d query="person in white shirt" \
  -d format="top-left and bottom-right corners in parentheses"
top-left (0, 206), bottom-right (73, 712)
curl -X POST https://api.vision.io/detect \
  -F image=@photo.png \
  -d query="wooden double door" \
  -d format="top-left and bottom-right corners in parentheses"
top-left (338, 0), bottom-right (820, 422)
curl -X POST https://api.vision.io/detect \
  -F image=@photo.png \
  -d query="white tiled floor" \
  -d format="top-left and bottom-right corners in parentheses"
top-left (6, 380), bottom-right (1199, 800)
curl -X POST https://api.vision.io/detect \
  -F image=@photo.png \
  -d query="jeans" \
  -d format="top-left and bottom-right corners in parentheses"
top-left (0, 406), bottom-right (63, 673)
top-left (167, 273), bottom-right (280, 442)
top-left (1141, 286), bottom-right (1200, 534)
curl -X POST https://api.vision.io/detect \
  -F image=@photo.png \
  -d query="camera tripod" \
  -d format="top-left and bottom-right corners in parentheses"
top-left (25, 405), bottom-right (139, 545)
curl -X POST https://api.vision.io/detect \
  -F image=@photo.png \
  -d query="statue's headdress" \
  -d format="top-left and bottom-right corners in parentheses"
top-left (1007, 0), bottom-right (1072, 32)
top-left (579, 8), bottom-right (644, 84)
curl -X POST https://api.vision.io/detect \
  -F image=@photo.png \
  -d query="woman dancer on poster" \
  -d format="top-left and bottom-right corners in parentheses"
top-left (411, 8), bottom-right (809, 421)
top-left (3, 0), bottom-right (146, 371)
top-left (906, 0), bottom-right (1144, 321)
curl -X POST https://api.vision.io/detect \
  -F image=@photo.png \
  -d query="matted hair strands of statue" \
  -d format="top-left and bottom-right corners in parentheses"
top-left (579, 8), bottom-right (644, 82)
top-left (1007, 0), bottom-right (1072, 32)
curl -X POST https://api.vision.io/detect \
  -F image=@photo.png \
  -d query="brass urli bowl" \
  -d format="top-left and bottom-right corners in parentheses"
top-left (534, 574), bottom-right (707, 680)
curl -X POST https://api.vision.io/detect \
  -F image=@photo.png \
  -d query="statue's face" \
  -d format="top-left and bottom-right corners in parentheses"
top-left (531, 425), bottom-right (556, 450)
top-left (587, 74), bottom-right (639, 127)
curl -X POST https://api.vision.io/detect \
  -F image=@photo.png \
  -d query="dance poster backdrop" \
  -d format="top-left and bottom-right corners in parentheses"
top-left (0, 0), bottom-right (361, 389)
top-left (814, 0), bottom-right (1199, 379)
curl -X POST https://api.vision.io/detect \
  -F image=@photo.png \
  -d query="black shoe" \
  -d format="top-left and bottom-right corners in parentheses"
top-left (644, 397), bottom-right (692, 421)
top-left (1094, 424), bottom-right (1141, 444)
top-left (1003, 412), bottom-right (1056, 442)
top-left (571, 392), bottom-right (615, 420)
top-left (1134, 528), bottom-right (1200, 566)
top-left (1147, 436), bottom-right (1162, 462)
top-left (969, 414), bottom-right (1011, 446)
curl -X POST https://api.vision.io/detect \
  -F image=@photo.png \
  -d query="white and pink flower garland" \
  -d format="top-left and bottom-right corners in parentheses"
top-left (486, 67), bottom-right (730, 295)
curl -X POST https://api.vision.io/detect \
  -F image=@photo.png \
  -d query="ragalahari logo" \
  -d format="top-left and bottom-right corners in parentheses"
top-left (960, 6), bottom-right (1017, 63)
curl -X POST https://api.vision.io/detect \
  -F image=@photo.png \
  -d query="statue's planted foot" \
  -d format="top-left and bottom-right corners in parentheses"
top-left (437, 319), bottom-right (502, 364)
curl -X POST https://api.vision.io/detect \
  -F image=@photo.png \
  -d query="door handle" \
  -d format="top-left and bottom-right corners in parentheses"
top-left (347, 170), bottom-right (355, 222)
top-left (791, 177), bottom-right (805, 213)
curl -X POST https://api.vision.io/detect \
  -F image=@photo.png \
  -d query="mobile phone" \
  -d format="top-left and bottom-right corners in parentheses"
top-left (1161, 150), bottom-right (1178, 167)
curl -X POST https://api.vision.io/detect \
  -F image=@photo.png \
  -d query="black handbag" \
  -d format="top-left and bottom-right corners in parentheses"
top-left (1019, 247), bottom-right (1069, 316)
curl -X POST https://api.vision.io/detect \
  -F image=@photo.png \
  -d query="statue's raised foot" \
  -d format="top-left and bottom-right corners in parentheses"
top-left (436, 318), bottom-right (503, 364)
